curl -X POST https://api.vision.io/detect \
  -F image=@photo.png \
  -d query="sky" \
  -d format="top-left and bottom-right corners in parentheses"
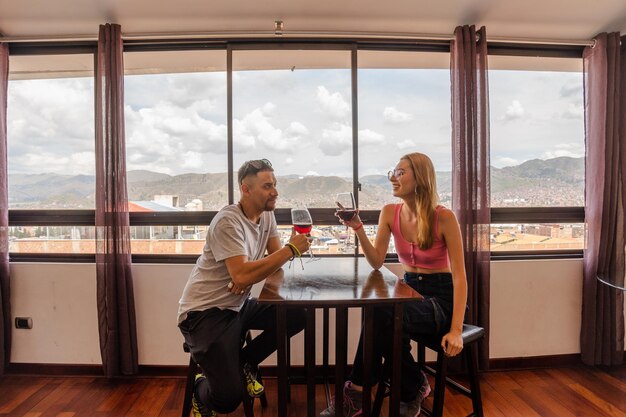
top-left (6, 52), bottom-right (584, 179)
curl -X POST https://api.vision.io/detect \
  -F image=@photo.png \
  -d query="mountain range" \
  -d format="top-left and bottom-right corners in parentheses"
top-left (8, 156), bottom-right (584, 210)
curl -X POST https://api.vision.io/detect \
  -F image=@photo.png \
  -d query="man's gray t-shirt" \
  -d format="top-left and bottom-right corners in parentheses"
top-left (177, 204), bottom-right (279, 324)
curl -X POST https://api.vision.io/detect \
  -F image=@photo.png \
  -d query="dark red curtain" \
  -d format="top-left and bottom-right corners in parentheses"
top-left (95, 23), bottom-right (138, 376)
top-left (581, 32), bottom-right (625, 366)
top-left (451, 25), bottom-right (491, 369)
top-left (0, 43), bottom-right (10, 375)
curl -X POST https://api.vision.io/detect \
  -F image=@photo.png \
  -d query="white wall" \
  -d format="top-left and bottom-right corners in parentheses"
top-left (11, 263), bottom-right (101, 364)
top-left (9, 259), bottom-right (624, 365)
top-left (490, 259), bottom-right (583, 357)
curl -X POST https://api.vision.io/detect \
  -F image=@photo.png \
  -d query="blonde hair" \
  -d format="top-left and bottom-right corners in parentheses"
top-left (401, 152), bottom-right (440, 249)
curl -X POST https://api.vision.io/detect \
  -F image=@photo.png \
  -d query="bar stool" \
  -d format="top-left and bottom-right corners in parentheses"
top-left (372, 323), bottom-right (485, 417)
top-left (181, 331), bottom-right (267, 417)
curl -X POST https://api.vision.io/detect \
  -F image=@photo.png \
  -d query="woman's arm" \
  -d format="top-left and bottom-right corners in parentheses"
top-left (347, 204), bottom-right (394, 270)
top-left (438, 208), bottom-right (468, 357)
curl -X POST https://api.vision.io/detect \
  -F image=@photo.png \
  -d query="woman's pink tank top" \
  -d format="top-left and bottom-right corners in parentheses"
top-left (392, 204), bottom-right (449, 269)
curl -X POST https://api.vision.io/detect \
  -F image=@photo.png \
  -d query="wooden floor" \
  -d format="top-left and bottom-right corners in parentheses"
top-left (1, 365), bottom-right (626, 416)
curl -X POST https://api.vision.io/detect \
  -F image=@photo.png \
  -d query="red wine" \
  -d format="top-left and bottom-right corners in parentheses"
top-left (294, 224), bottom-right (312, 234)
top-left (337, 210), bottom-right (357, 221)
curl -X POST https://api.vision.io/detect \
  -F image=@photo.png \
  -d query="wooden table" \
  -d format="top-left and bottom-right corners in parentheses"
top-left (258, 257), bottom-right (422, 417)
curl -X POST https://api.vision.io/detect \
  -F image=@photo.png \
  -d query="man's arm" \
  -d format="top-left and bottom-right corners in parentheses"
top-left (225, 234), bottom-right (309, 289)
top-left (266, 235), bottom-right (283, 254)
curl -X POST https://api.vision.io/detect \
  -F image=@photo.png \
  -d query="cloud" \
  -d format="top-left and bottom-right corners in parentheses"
top-left (316, 86), bottom-right (350, 120)
top-left (358, 129), bottom-right (385, 146)
top-left (319, 123), bottom-right (352, 156)
top-left (560, 82), bottom-right (583, 98)
top-left (124, 100), bottom-right (229, 174)
top-left (541, 143), bottom-right (584, 159)
top-left (126, 72), bottom-right (226, 110)
top-left (503, 100), bottom-right (525, 121)
top-left (233, 103), bottom-right (309, 153)
top-left (383, 106), bottom-right (413, 123)
top-left (396, 139), bottom-right (417, 150)
top-left (562, 103), bottom-right (583, 119)
top-left (541, 149), bottom-right (584, 159)
top-left (493, 156), bottom-right (520, 168)
top-left (7, 78), bottom-right (96, 175)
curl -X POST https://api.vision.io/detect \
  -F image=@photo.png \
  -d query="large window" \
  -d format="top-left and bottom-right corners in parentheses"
top-left (124, 50), bottom-right (228, 212)
top-left (357, 50), bottom-right (451, 254)
top-left (8, 54), bottom-right (95, 209)
top-left (121, 50), bottom-right (227, 254)
top-left (7, 53), bottom-right (96, 255)
top-left (233, 49), bottom-right (353, 208)
top-left (489, 55), bottom-right (585, 252)
top-left (232, 49), bottom-right (354, 255)
top-left (5, 42), bottom-right (586, 259)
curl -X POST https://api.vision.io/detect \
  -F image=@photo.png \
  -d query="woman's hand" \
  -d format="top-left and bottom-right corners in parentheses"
top-left (335, 208), bottom-right (362, 229)
top-left (441, 330), bottom-right (463, 357)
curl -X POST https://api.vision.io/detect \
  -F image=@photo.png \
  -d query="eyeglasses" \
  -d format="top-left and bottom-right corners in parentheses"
top-left (387, 168), bottom-right (406, 180)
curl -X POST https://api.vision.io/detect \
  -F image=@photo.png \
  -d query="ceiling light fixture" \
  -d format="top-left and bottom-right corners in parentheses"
top-left (275, 20), bottom-right (284, 36)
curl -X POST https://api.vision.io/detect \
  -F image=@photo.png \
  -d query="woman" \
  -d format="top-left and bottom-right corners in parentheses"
top-left (321, 152), bottom-right (467, 417)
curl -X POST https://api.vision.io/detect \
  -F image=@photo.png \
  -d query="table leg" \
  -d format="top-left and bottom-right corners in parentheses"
top-left (305, 307), bottom-right (316, 417)
top-left (335, 307), bottom-right (348, 417)
top-left (323, 307), bottom-right (331, 404)
top-left (276, 305), bottom-right (288, 417)
top-left (361, 306), bottom-right (374, 417)
top-left (388, 302), bottom-right (403, 417)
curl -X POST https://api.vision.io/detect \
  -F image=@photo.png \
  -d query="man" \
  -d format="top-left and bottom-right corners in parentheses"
top-left (178, 159), bottom-right (310, 417)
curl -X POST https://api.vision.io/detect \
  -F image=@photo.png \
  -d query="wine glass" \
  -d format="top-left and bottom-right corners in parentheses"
top-left (290, 206), bottom-right (317, 262)
top-left (336, 192), bottom-right (356, 252)
top-left (335, 192), bottom-right (356, 223)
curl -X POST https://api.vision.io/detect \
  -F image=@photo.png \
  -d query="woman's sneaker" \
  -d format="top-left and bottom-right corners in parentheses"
top-left (192, 374), bottom-right (217, 417)
top-left (243, 362), bottom-right (265, 398)
top-left (319, 381), bottom-right (363, 417)
top-left (399, 371), bottom-right (431, 417)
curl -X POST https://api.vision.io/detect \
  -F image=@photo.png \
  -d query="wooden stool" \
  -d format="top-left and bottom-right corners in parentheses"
top-left (373, 324), bottom-right (485, 417)
top-left (181, 331), bottom-right (267, 417)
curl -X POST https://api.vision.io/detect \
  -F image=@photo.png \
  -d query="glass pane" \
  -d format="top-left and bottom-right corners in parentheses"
top-left (279, 224), bottom-right (356, 255)
top-left (8, 54), bottom-right (95, 209)
top-left (489, 56), bottom-right (584, 207)
top-left (490, 223), bottom-right (585, 251)
top-left (9, 226), bottom-right (95, 253)
top-left (129, 225), bottom-right (208, 254)
top-left (233, 50), bottom-right (352, 208)
top-left (358, 51), bottom-right (451, 209)
top-left (124, 50), bottom-right (228, 212)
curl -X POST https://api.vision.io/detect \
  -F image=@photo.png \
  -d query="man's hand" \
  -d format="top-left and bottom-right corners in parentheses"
top-left (227, 281), bottom-right (249, 295)
top-left (288, 229), bottom-right (311, 255)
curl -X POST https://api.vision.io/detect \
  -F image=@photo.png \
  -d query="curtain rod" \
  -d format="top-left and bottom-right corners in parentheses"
top-left (0, 30), bottom-right (595, 47)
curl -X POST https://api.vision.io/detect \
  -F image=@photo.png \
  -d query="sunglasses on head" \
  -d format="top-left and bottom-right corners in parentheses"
top-left (246, 159), bottom-right (272, 170)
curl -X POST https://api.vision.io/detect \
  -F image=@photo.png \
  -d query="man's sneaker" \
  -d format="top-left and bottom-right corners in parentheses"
top-left (319, 381), bottom-right (363, 417)
top-left (399, 371), bottom-right (431, 417)
top-left (192, 374), bottom-right (217, 417)
top-left (242, 362), bottom-right (265, 398)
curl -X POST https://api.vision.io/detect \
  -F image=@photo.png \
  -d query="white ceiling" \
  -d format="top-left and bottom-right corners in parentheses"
top-left (1, 0), bottom-right (626, 42)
